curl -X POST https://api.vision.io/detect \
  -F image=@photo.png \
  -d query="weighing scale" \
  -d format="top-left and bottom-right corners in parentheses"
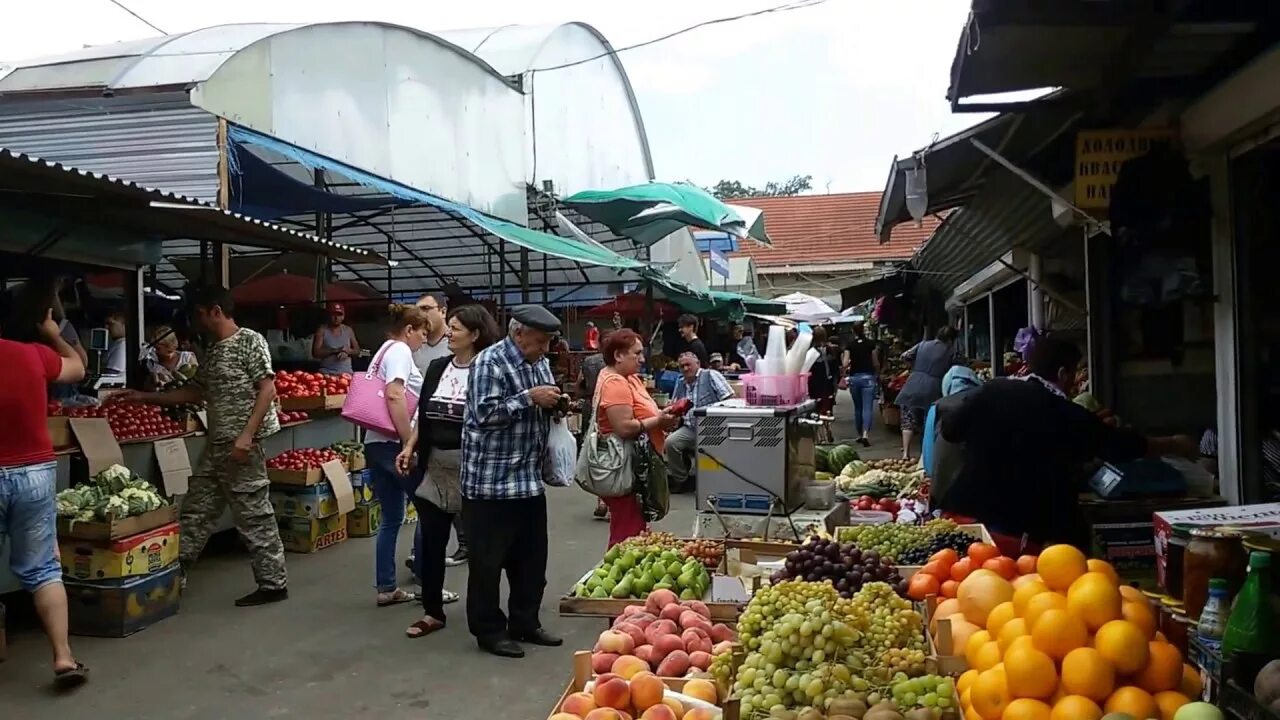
top-left (693, 398), bottom-right (818, 515)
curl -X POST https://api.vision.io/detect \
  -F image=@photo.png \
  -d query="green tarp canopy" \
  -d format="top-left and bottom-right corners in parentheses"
top-left (565, 182), bottom-right (762, 247)
top-left (641, 274), bottom-right (783, 321)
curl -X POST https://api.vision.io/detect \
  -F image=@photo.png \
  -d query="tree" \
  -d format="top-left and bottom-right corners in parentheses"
top-left (707, 174), bottom-right (813, 200)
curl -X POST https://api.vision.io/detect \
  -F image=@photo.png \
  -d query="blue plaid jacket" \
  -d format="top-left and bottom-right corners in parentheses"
top-left (461, 337), bottom-right (554, 500)
top-left (670, 369), bottom-right (734, 432)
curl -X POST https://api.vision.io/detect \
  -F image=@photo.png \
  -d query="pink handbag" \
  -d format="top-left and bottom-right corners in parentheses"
top-left (341, 341), bottom-right (420, 436)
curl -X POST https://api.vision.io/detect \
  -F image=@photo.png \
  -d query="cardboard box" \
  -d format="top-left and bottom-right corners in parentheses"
top-left (347, 502), bottom-right (382, 537)
top-left (279, 395), bottom-right (324, 411)
top-left (323, 392), bottom-right (347, 410)
top-left (1154, 502), bottom-right (1280, 589)
top-left (57, 505), bottom-right (179, 542)
top-left (267, 457), bottom-right (351, 488)
top-left (548, 651), bottom-right (741, 720)
top-left (153, 438), bottom-right (192, 496)
top-left (60, 522), bottom-right (180, 581)
top-left (69, 417), bottom-right (122, 477)
top-left (65, 562), bottom-right (181, 637)
top-left (47, 416), bottom-right (74, 450)
top-left (278, 513), bottom-right (348, 553)
top-left (270, 481), bottom-right (340, 519)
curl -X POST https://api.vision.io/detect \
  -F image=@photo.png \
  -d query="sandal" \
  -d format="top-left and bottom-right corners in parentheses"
top-left (53, 662), bottom-right (89, 690)
top-left (406, 617), bottom-right (445, 639)
top-left (441, 589), bottom-right (460, 604)
top-left (377, 588), bottom-right (419, 607)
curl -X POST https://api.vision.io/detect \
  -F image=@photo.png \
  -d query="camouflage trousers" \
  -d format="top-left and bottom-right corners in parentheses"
top-left (180, 441), bottom-right (287, 591)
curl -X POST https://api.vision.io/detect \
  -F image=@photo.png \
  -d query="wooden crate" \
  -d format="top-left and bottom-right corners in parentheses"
top-left (57, 505), bottom-right (178, 542)
top-left (548, 651), bottom-right (739, 720)
top-left (280, 395), bottom-right (324, 411)
top-left (558, 592), bottom-right (743, 622)
top-left (833, 523), bottom-right (994, 581)
top-left (923, 595), bottom-right (967, 676)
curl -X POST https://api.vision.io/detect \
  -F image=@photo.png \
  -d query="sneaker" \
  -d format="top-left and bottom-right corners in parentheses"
top-left (235, 588), bottom-right (288, 607)
top-left (593, 502), bottom-right (608, 521)
top-left (445, 548), bottom-right (468, 567)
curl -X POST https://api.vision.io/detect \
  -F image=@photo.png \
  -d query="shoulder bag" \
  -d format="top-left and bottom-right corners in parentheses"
top-left (341, 341), bottom-right (421, 435)
top-left (574, 373), bottom-right (636, 498)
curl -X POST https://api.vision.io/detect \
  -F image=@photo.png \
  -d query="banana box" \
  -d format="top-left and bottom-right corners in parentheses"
top-left (59, 522), bottom-right (180, 581)
top-left (270, 480), bottom-right (340, 519)
top-left (278, 513), bottom-right (347, 553)
top-left (64, 562), bottom-right (180, 637)
top-left (347, 501), bottom-right (382, 538)
top-left (349, 469), bottom-right (376, 506)
top-left (404, 500), bottom-right (418, 525)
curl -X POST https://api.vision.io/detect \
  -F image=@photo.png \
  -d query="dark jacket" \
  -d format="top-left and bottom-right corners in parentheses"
top-left (414, 355), bottom-right (462, 465)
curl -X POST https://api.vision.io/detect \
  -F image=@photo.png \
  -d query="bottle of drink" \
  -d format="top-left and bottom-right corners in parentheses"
top-left (1223, 550), bottom-right (1275, 656)
top-left (1196, 577), bottom-right (1230, 655)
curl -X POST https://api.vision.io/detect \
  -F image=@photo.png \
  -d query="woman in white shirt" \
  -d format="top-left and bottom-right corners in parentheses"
top-left (365, 304), bottom-right (430, 607)
top-left (396, 304), bottom-right (500, 638)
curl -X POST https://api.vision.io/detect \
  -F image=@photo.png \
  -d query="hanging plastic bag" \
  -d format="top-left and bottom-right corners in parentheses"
top-left (544, 417), bottom-right (577, 488)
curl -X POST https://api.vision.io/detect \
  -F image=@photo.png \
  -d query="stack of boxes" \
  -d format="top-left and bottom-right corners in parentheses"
top-left (268, 455), bottom-right (352, 553)
top-left (58, 507), bottom-right (182, 637)
top-left (347, 467), bottom-right (381, 538)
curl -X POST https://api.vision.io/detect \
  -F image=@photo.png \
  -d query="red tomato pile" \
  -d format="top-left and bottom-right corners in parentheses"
top-left (322, 373), bottom-right (351, 396)
top-left (276, 410), bottom-right (310, 425)
top-left (274, 371), bottom-right (323, 398)
top-left (49, 402), bottom-right (184, 441)
top-left (852, 494), bottom-right (901, 518)
top-left (266, 447), bottom-right (343, 471)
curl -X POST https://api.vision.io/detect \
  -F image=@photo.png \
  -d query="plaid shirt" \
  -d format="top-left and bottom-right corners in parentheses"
top-left (671, 369), bottom-right (733, 432)
top-left (461, 337), bottom-right (554, 500)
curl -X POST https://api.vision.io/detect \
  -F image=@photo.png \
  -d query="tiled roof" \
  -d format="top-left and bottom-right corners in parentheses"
top-left (728, 192), bottom-right (938, 268)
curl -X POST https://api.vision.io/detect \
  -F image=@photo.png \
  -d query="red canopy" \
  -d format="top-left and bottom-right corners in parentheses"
top-left (231, 274), bottom-right (381, 306)
top-left (585, 293), bottom-right (680, 321)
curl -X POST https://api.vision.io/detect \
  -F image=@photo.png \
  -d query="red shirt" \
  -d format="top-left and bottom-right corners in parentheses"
top-left (585, 326), bottom-right (600, 350)
top-left (0, 339), bottom-right (61, 467)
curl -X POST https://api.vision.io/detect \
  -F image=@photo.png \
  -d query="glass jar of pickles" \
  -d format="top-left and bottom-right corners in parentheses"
top-left (1165, 523), bottom-right (1191, 599)
top-left (1183, 527), bottom-right (1247, 619)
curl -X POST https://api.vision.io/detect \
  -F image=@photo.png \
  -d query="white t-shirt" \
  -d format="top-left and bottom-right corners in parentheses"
top-left (104, 338), bottom-right (127, 377)
top-left (412, 335), bottom-right (450, 375)
top-left (425, 362), bottom-right (471, 421)
top-left (365, 339), bottom-right (425, 445)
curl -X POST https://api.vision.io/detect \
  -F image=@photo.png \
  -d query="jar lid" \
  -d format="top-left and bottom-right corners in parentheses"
top-left (1242, 534), bottom-right (1280, 553)
top-left (1190, 526), bottom-right (1243, 539)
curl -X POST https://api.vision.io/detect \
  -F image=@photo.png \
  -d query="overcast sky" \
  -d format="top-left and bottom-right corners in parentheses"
top-left (2, 0), bottom-right (986, 193)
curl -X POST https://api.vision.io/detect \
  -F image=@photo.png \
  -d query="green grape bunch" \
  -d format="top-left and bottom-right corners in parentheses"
top-left (836, 518), bottom-right (965, 562)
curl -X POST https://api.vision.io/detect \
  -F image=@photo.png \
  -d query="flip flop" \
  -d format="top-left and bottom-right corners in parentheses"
top-left (441, 589), bottom-right (460, 604)
top-left (377, 589), bottom-right (419, 607)
top-left (405, 618), bottom-right (445, 639)
top-left (53, 662), bottom-right (89, 690)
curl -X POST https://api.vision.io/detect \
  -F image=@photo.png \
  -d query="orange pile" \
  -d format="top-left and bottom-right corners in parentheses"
top-left (906, 541), bottom-right (1028, 602)
top-left (936, 544), bottom-right (1202, 720)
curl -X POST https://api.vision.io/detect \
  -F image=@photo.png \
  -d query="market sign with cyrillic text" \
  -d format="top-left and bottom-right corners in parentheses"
top-left (1074, 129), bottom-right (1176, 209)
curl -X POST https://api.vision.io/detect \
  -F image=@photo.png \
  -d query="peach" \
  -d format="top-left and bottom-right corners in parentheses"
top-left (688, 651), bottom-right (712, 671)
top-left (680, 600), bottom-right (711, 619)
top-left (562, 692), bottom-right (598, 716)
top-left (612, 655), bottom-right (649, 680)
top-left (679, 611), bottom-right (713, 633)
top-left (660, 604), bottom-right (685, 623)
top-left (593, 676), bottom-right (631, 711)
top-left (596, 673), bottom-right (622, 686)
top-left (645, 619), bottom-right (679, 645)
top-left (623, 604), bottom-right (647, 617)
top-left (592, 652), bottom-right (620, 674)
top-left (584, 709), bottom-right (626, 720)
top-left (681, 708), bottom-right (720, 720)
top-left (652, 634), bottom-right (685, 663)
top-left (682, 679), bottom-right (718, 704)
top-left (631, 671), bottom-right (666, 711)
top-left (708, 624), bottom-right (735, 644)
top-left (711, 641), bottom-right (734, 656)
top-left (656, 650), bottom-right (691, 677)
top-left (626, 612), bottom-right (657, 630)
top-left (640, 705), bottom-right (679, 720)
top-left (614, 622), bottom-right (647, 649)
top-left (682, 629), bottom-right (712, 655)
top-left (646, 589), bottom-right (679, 614)
top-left (598, 630), bottom-right (636, 655)
top-left (661, 697), bottom-right (685, 716)
top-left (549, 714), bottom-right (583, 720)
top-left (634, 644), bottom-right (656, 666)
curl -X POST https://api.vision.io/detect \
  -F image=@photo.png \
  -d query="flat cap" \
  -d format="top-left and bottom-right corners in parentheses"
top-left (512, 304), bottom-right (561, 332)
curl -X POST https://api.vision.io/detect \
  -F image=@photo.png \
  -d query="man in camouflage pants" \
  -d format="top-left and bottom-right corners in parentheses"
top-left (114, 286), bottom-right (287, 606)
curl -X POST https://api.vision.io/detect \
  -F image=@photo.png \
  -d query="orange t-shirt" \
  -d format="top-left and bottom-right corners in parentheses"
top-left (596, 371), bottom-right (665, 453)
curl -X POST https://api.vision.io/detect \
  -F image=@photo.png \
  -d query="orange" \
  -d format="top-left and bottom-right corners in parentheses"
top-left (1013, 578), bottom-right (1049, 616)
top-left (930, 547), bottom-right (960, 572)
top-left (1030, 608), bottom-right (1088, 660)
top-left (1104, 686), bottom-right (1158, 719)
top-left (964, 707), bottom-right (982, 720)
top-left (1005, 644), bottom-right (1058, 699)
top-left (965, 629), bottom-right (992, 663)
top-left (1154, 690), bottom-right (1191, 720)
top-left (1086, 558), bottom-right (1121, 584)
top-left (908, 572), bottom-right (940, 601)
top-left (1024, 591), bottom-right (1069, 631)
top-left (986, 601), bottom-right (1018, 635)
top-left (971, 665), bottom-right (1011, 720)
top-left (997, 618), bottom-right (1029, 652)
top-left (951, 557), bottom-right (974, 582)
top-left (1133, 641), bottom-right (1183, 693)
top-left (1050, 695), bottom-right (1103, 720)
top-left (1066, 572), bottom-right (1123, 631)
top-left (968, 542), bottom-right (1002, 565)
top-left (1123, 598), bottom-right (1159, 639)
top-left (941, 579), bottom-right (960, 599)
top-left (1060, 647), bottom-right (1116, 702)
top-left (920, 560), bottom-right (949, 580)
top-left (1016, 554), bottom-right (1039, 576)
top-left (1119, 585), bottom-right (1147, 603)
top-left (957, 668), bottom-right (980, 695)
top-left (1003, 698), bottom-right (1052, 720)
top-left (1037, 544), bottom-right (1088, 592)
top-left (958, 569), bottom-right (1014, 627)
top-left (983, 555), bottom-right (1018, 580)
top-left (1094, 619), bottom-right (1151, 674)
top-left (1179, 663), bottom-right (1202, 699)
top-left (970, 640), bottom-right (1002, 671)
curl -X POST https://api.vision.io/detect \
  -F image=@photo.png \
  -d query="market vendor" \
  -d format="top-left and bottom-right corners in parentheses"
top-left (103, 309), bottom-right (127, 378)
top-left (937, 336), bottom-right (1198, 554)
top-left (144, 325), bottom-right (198, 390)
top-left (312, 303), bottom-right (359, 375)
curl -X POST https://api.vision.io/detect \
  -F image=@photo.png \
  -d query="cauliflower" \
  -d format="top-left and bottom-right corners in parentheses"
top-left (119, 486), bottom-right (164, 515)
top-left (97, 494), bottom-right (130, 520)
top-left (94, 464), bottom-right (134, 494)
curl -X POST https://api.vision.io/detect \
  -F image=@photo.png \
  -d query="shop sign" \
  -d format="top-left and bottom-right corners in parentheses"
top-left (1074, 128), bottom-right (1175, 208)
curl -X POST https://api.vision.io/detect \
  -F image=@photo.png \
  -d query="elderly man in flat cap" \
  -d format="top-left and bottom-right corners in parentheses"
top-left (461, 304), bottom-right (565, 658)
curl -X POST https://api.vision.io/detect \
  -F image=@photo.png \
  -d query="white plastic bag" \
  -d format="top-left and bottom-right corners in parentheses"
top-left (544, 417), bottom-right (577, 487)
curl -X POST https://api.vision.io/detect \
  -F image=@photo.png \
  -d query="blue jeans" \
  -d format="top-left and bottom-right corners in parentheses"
top-left (365, 441), bottom-right (419, 592)
top-left (848, 373), bottom-right (877, 436)
top-left (0, 461), bottom-right (61, 592)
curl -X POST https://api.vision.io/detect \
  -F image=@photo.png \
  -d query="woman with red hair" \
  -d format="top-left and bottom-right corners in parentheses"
top-left (591, 329), bottom-right (679, 547)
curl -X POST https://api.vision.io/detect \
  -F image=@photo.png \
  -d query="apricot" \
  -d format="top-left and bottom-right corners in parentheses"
top-left (549, 714), bottom-right (582, 720)
top-left (640, 705), bottom-right (679, 720)
top-left (561, 691), bottom-right (597, 716)
top-left (682, 679), bottom-right (718, 704)
top-left (631, 671), bottom-right (666, 712)
top-left (612, 655), bottom-right (650, 680)
top-left (593, 676), bottom-right (632, 711)
top-left (585, 709), bottom-right (627, 720)
top-left (681, 708), bottom-right (720, 720)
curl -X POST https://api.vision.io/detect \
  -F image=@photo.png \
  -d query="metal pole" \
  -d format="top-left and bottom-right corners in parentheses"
top-left (520, 247), bottom-right (531, 304)
top-left (499, 238), bottom-right (507, 319)
top-left (987, 291), bottom-right (997, 369)
top-left (314, 170), bottom-right (326, 303)
top-left (1029, 253), bottom-right (1045, 330)
top-left (214, 118), bottom-right (231, 289)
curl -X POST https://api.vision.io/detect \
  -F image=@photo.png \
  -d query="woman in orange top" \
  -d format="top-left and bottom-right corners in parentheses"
top-left (594, 329), bottom-right (679, 548)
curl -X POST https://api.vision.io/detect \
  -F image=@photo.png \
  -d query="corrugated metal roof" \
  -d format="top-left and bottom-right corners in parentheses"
top-left (726, 192), bottom-right (938, 268)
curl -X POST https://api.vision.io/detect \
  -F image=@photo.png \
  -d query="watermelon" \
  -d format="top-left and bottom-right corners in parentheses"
top-left (815, 445), bottom-right (833, 473)
top-left (827, 444), bottom-right (860, 470)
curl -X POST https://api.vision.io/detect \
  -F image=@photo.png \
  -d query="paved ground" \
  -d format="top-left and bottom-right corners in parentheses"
top-left (1, 392), bottom-right (901, 719)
